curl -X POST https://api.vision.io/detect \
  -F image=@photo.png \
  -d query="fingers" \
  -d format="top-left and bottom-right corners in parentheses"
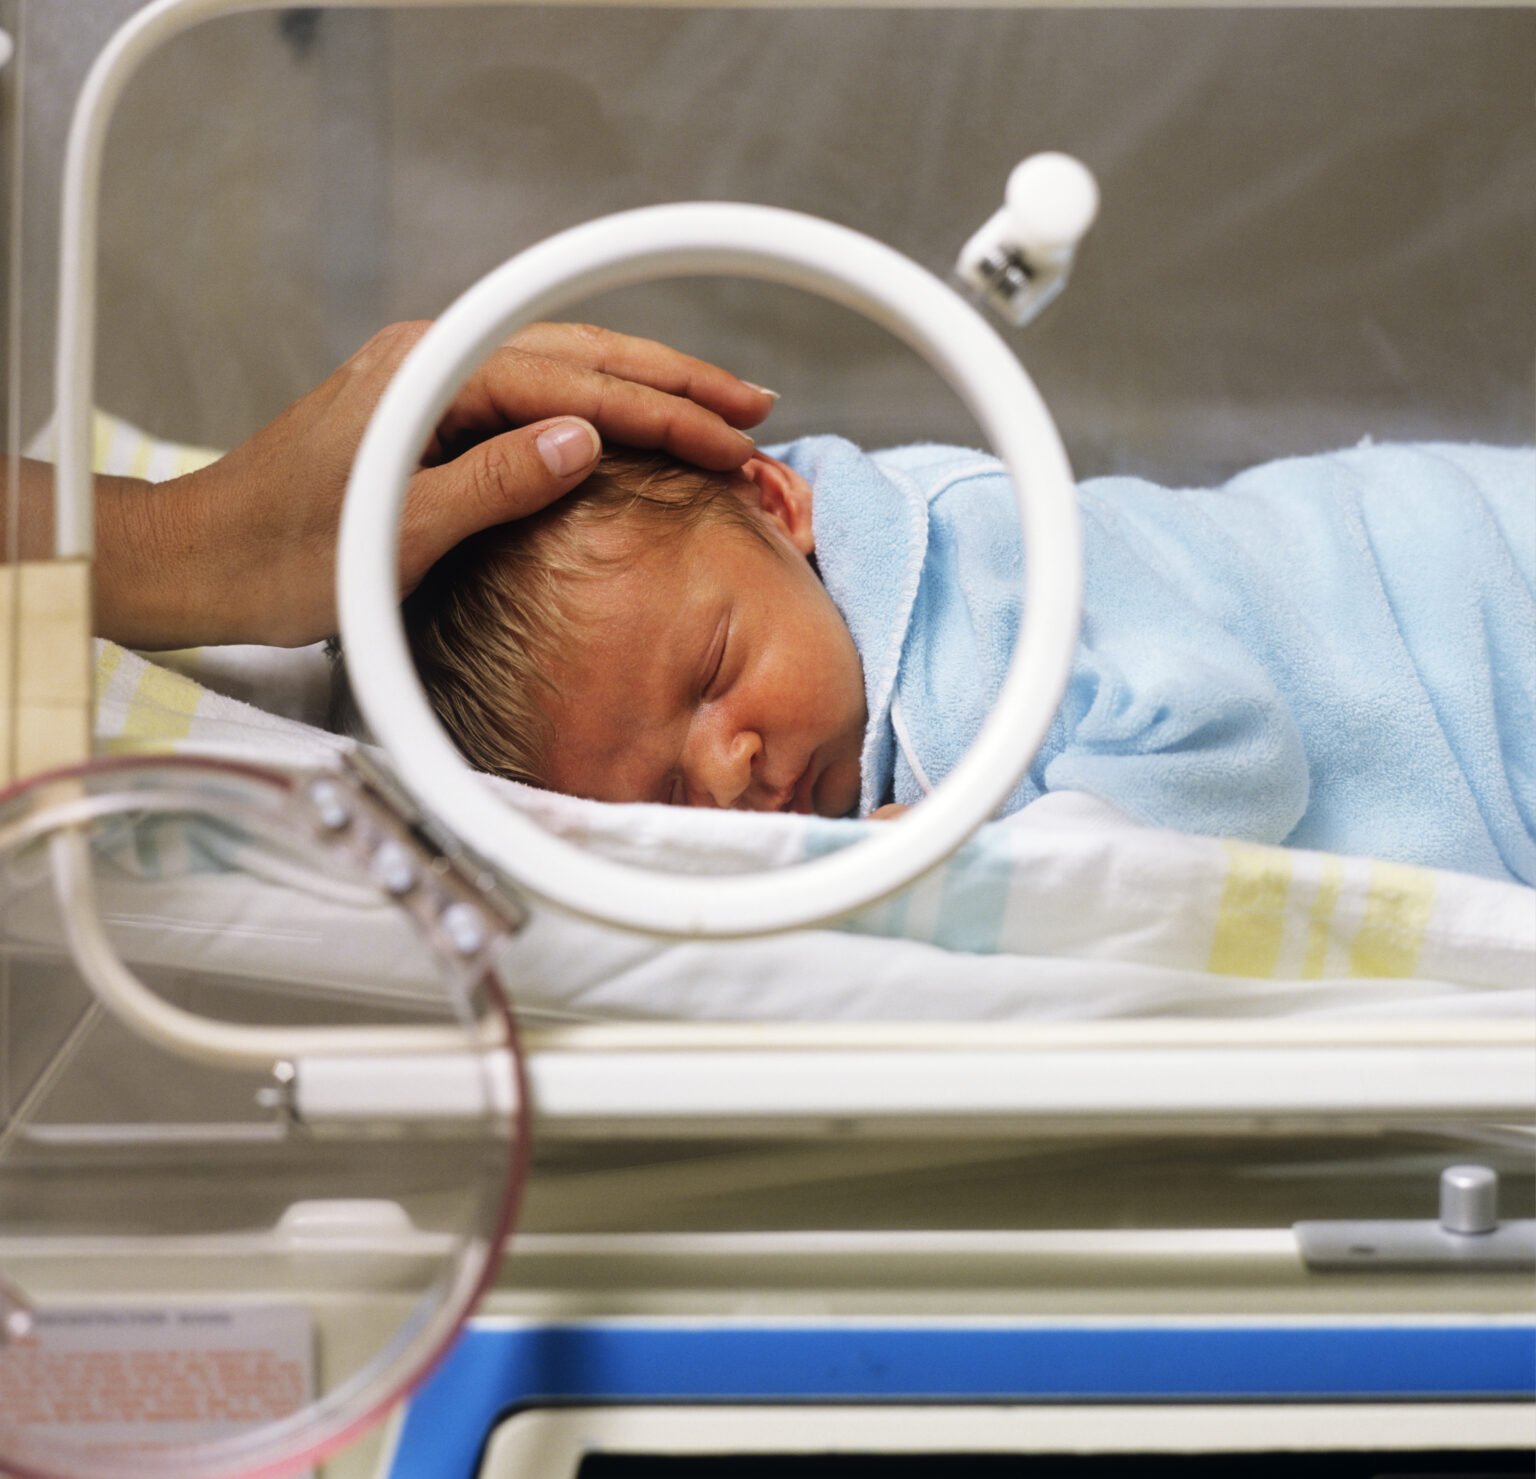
top-left (337, 320), bottom-right (433, 393)
top-left (440, 346), bottom-right (765, 473)
top-left (397, 416), bottom-right (601, 591)
top-left (507, 322), bottom-right (776, 431)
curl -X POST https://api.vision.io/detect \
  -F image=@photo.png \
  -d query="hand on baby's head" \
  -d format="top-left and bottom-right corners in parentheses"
top-left (405, 448), bottom-right (868, 818)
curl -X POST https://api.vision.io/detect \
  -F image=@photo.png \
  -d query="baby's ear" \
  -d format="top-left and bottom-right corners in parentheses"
top-left (736, 456), bottom-right (815, 556)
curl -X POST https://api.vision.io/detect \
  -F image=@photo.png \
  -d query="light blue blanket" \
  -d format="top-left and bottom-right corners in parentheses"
top-left (782, 436), bottom-right (1536, 885)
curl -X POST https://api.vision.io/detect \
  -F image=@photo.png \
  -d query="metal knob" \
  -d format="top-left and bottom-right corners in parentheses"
top-left (1440, 1164), bottom-right (1498, 1235)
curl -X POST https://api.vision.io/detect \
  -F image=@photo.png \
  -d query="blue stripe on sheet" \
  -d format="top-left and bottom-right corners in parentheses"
top-left (934, 834), bottom-right (1010, 953)
top-left (804, 819), bottom-right (911, 938)
top-left (806, 821), bottom-right (1012, 953)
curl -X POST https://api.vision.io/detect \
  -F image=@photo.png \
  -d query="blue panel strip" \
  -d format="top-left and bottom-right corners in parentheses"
top-left (389, 1321), bottom-right (1536, 1479)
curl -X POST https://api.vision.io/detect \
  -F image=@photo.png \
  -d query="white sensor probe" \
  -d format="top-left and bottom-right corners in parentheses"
top-left (957, 152), bottom-right (1100, 326)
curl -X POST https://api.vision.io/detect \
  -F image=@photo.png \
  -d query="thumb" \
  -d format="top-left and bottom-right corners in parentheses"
top-left (526, 416), bottom-right (605, 481)
top-left (400, 416), bottom-right (600, 584)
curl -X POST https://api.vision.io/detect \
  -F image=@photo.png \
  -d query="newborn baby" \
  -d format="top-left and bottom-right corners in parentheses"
top-left (404, 437), bottom-right (1535, 885)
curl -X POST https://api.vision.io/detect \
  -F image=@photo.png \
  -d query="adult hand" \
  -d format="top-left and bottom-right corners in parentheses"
top-left (92, 321), bottom-right (775, 650)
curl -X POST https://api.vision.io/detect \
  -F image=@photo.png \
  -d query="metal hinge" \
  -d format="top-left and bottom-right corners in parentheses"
top-left (1295, 1164), bottom-right (1535, 1272)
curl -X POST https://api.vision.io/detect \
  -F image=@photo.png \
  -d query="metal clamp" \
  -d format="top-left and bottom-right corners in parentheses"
top-left (1295, 1164), bottom-right (1536, 1272)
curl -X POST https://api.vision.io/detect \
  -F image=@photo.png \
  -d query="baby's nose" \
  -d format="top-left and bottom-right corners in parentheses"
top-left (693, 728), bottom-right (761, 809)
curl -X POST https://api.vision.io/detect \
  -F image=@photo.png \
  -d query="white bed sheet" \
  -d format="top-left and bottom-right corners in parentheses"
top-left (73, 637), bottom-right (1536, 1027)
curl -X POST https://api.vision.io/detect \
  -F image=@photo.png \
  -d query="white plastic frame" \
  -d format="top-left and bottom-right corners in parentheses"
top-left (339, 203), bottom-right (1082, 936)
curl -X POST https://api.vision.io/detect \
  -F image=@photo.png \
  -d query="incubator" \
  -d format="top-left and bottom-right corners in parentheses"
top-left (1, 3), bottom-right (1533, 1477)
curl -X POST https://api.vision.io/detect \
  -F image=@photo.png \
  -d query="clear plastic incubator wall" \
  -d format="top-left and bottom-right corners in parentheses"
top-left (0, 4), bottom-right (1533, 1478)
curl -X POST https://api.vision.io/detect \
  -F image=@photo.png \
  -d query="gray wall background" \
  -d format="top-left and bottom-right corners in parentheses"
top-left (12, 4), bottom-right (1535, 485)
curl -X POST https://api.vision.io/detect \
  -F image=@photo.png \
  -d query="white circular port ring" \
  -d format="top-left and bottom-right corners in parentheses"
top-left (339, 202), bottom-right (1081, 937)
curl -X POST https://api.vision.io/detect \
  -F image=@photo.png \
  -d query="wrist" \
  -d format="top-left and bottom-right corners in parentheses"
top-left (92, 471), bottom-right (233, 649)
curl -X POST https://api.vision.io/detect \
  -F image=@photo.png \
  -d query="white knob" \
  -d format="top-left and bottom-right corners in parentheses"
top-left (309, 777), bottom-right (352, 831)
top-left (370, 840), bottom-right (418, 896)
top-left (1005, 152), bottom-right (1100, 259)
top-left (440, 901), bottom-right (487, 957)
top-left (1440, 1164), bottom-right (1498, 1235)
top-left (0, 31), bottom-right (13, 72)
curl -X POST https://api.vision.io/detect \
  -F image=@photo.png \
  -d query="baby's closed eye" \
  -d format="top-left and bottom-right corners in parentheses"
top-left (700, 617), bottom-right (729, 699)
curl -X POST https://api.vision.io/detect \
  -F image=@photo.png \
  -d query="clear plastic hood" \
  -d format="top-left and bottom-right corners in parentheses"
top-left (0, 759), bottom-right (528, 1479)
top-left (12, 6), bottom-right (1532, 480)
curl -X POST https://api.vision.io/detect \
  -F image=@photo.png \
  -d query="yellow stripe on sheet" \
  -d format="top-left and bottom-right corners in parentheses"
top-left (1348, 860), bottom-right (1436, 978)
top-left (1301, 853), bottom-right (1344, 978)
top-left (94, 641), bottom-right (126, 700)
top-left (1207, 840), bottom-right (1292, 977)
top-left (112, 661), bottom-right (203, 750)
top-left (128, 427), bottom-right (155, 481)
top-left (90, 416), bottom-right (114, 478)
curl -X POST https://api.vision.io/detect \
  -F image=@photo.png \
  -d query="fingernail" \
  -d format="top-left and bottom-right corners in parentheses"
top-left (536, 419), bottom-right (600, 477)
top-left (744, 382), bottom-right (780, 400)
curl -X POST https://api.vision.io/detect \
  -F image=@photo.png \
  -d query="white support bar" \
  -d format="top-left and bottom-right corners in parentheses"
top-left (520, 1021), bottom-right (1536, 1138)
top-left (292, 1051), bottom-right (517, 1124)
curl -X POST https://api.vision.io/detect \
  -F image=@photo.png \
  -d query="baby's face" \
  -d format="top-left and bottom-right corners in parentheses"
top-left (541, 462), bottom-right (867, 816)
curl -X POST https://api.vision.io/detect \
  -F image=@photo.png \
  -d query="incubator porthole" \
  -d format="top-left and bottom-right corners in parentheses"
top-left (339, 202), bottom-right (1082, 939)
top-left (0, 758), bottom-right (529, 1479)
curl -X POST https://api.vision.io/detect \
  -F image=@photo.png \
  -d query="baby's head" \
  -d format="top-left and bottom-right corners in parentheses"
top-left (405, 449), bottom-right (867, 816)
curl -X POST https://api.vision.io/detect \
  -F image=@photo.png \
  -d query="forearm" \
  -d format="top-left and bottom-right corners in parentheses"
top-left (1, 457), bottom-right (248, 650)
